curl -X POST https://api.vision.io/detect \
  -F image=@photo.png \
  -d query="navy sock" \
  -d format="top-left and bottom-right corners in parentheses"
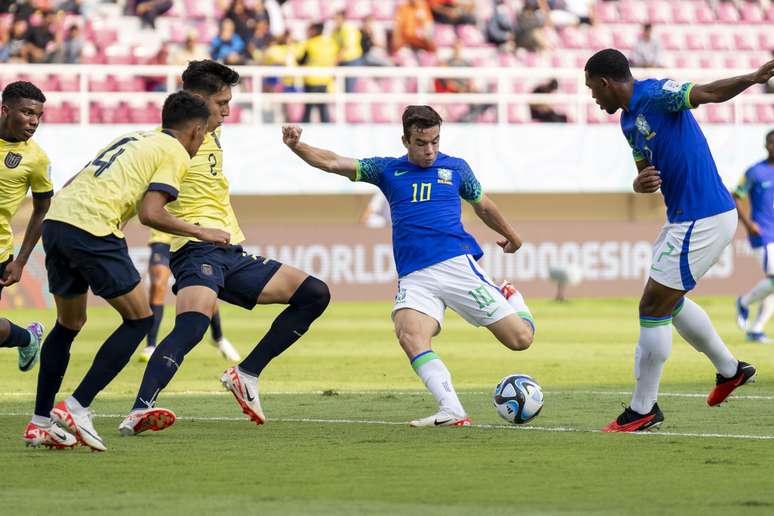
top-left (0, 320), bottom-right (31, 348)
top-left (210, 310), bottom-right (223, 341)
top-left (239, 277), bottom-right (330, 377)
top-left (132, 312), bottom-right (210, 410)
top-left (147, 304), bottom-right (164, 348)
top-left (72, 316), bottom-right (154, 407)
top-left (34, 322), bottom-right (80, 418)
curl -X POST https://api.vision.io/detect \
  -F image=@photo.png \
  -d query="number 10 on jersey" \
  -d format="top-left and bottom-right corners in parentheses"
top-left (412, 182), bottom-right (432, 203)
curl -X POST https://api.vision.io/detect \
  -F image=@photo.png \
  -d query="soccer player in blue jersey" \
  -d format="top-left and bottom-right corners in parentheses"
top-left (282, 105), bottom-right (535, 427)
top-left (734, 129), bottom-right (774, 343)
top-left (584, 49), bottom-right (774, 432)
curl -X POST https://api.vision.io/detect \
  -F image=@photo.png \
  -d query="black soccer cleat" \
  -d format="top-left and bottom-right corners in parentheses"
top-left (602, 403), bottom-right (664, 432)
top-left (707, 361), bottom-right (756, 407)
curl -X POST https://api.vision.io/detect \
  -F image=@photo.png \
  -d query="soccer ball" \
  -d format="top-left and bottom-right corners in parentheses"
top-left (493, 374), bottom-right (544, 424)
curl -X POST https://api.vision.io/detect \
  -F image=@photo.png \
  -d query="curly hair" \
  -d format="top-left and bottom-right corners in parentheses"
top-left (2, 81), bottom-right (46, 106)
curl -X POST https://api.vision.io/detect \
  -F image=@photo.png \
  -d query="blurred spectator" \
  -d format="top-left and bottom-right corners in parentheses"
top-left (171, 30), bottom-right (209, 65)
top-left (428, 0), bottom-right (477, 26)
top-left (360, 192), bottom-right (391, 228)
top-left (361, 15), bottom-right (392, 66)
top-left (768, 51), bottom-right (774, 94)
top-left (0, 30), bottom-right (9, 62)
top-left (299, 22), bottom-right (337, 123)
top-left (248, 18), bottom-right (272, 63)
top-left (393, 0), bottom-right (436, 54)
top-left (6, 19), bottom-right (28, 62)
top-left (56, 0), bottom-right (82, 14)
top-left (24, 9), bottom-right (56, 63)
top-left (9, 0), bottom-right (34, 20)
top-left (211, 18), bottom-right (246, 65)
top-left (530, 79), bottom-right (568, 123)
top-left (262, 30), bottom-right (300, 122)
top-left (515, 3), bottom-right (550, 52)
top-left (435, 41), bottom-right (494, 122)
top-left (265, 0), bottom-right (285, 36)
top-left (486, 0), bottom-right (515, 49)
top-left (534, 0), bottom-right (595, 27)
top-left (629, 23), bottom-right (662, 68)
top-left (333, 10), bottom-right (364, 93)
top-left (224, 0), bottom-right (258, 44)
top-left (48, 24), bottom-right (83, 63)
top-left (133, 0), bottom-right (173, 29)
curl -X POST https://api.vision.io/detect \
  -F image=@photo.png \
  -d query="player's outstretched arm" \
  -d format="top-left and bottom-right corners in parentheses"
top-left (471, 195), bottom-right (522, 253)
top-left (139, 191), bottom-right (230, 245)
top-left (0, 196), bottom-right (50, 286)
top-left (689, 58), bottom-right (774, 107)
top-left (282, 125), bottom-right (358, 180)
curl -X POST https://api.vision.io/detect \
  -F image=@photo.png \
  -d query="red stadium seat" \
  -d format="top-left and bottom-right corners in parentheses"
top-left (371, 0), bottom-right (395, 20)
top-left (741, 2), bottom-right (764, 23)
top-left (458, 25), bottom-right (485, 47)
top-left (706, 104), bottom-right (733, 123)
top-left (346, 0), bottom-right (371, 19)
top-left (671, 2), bottom-right (694, 24)
top-left (612, 28), bottom-right (637, 50)
top-left (129, 101), bottom-right (161, 124)
top-left (559, 26), bottom-right (586, 49)
top-left (345, 103), bottom-right (368, 123)
top-left (58, 74), bottom-right (80, 92)
top-left (734, 31), bottom-right (756, 51)
top-left (291, 0), bottom-right (318, 19)
top-left (758, 30), bottom-right (774, 51)
top-left (694, 1), bottom-right (716, 23)
top-left (594, 1), bottom-right (618, 24)
top-left (716, 2), bottom-right (740, 23)
top-left (587, 26), bottom-right (613, 50)
top-left (89, 103), bottom-right (104, 124)
top-left (104, 44), bottom-right (133, 65)
top-left (101, 102), bottom-right (131, 124)
top-left (618, 1), bottom-right (647, 24)
top-left (507, 104), bottom-right (530, 124)
top-left (709, 31), bottom-right (732, 51)
top-left (371, 103), bottom-right (398, 123)
top-left (756, 104), bottom-right (774, 124)
top-left (225, 105), bottom-right (242, 124)
top-left (685, 32), bottom-right (707, 51)
top-left (648, 1), bottom-right (673, 24)
top-left (660, 30), bottom-right (682, 51)
top-left (434, 24), bottom-right (456, 47)
top-left (114, 76), bottom-right (145, 92)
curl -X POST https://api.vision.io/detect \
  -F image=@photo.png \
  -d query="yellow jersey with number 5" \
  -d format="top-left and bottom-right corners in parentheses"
top-left (168, 128), bottom-right (245, 252)
top-left (0, 137), bottom-right (53, 262)
top-left (46, 130), bottom-right (190, 238)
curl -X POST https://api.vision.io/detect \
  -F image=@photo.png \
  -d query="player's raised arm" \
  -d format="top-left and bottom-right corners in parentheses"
top-left (688, 58), bottom-right (774, 108)
top-left (282, 125), bottom-right (358, 180)
top-left (471, 195), bottom-right (523, 253)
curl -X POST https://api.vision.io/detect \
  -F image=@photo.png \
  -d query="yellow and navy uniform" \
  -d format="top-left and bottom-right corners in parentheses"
top-left (168, 128), bottom-right (245, 252)
top-left (334, 22), bottom-right (363, 62)
top-left (148, 227), bottom-right (173, 246)
top-left (46, 129), bottom-right (190, 238)
top-left (0, 137), bottom-right (53, 263)
top-left (300, 34), bottom-right (338, 88)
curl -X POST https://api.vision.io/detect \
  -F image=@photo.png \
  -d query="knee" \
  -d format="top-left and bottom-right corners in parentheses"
top-left (59, 315), bottom-right (86, 331)
top-left (292, 277), bottom-right (331, 313)
top-left (395, 325), bottom-right (429, 350)
top-left (501, 320), bottom-right (534, 351)
top-left (126, 315), bottom-right (155, 334)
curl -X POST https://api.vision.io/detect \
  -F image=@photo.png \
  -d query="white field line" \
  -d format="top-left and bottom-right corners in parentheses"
top-left (0, 411), bottom-right (772, 441)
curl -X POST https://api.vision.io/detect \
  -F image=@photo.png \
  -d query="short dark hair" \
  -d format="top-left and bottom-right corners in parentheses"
top-left (585, 49), bottom-right (633, 82)
top-left (182, 60), bottom-right (240, 95)
top-left (402, 105), bottom-right (442, 140)
top-left (2, 81), bottom-right (46, 106)
top-left (161, 91), bottom-right (210, 129)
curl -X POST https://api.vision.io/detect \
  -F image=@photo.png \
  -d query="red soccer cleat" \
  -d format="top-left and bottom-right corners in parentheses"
top-left (602, 403), bottom-right (664, 432)
top-left (707, 361), bottom-right (756, 407)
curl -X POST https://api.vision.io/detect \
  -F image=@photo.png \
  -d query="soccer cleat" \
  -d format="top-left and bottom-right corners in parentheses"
top-left (746, 332), bottom-right (773, 344)
top-left (118, 407), bottom-right (176, 436)
top-left (51, 401), bottom-right (107, 452)
top-left (18, 322), bottom-right (44, 372)
top-left (23, 421), bottom-right (77, 449)
top-left (138, 346), bottom-right (155, 363)
top-left (735, 297), bottom-right (749, 331)
top-left (409, 410), bottom-right (472, 427)
top-left (221, 366), bottom-right (265, 425)
top-left (707, 361), bottom-right (756, 407)
top-left (601, 403), bottom-right (664, 432)
top-left (213, 336), bottom-right (241, 361)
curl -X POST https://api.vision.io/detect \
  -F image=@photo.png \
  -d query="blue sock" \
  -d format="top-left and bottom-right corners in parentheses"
top-left (210, 310), bottom-right (223, 341)
top-left (72, 316), bottom-right (154, 407)
top-left (132, 312), bottom-right (210, 410)
top-left (0, 320), bottom-right (31, 348)
top-left (147, 304), bottom-right (164, 348)
top-left (34, 322), bottom-right (80, 418)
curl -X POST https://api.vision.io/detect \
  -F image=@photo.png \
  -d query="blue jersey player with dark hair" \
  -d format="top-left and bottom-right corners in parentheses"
top-left (734, 129), bottom-right (774, 343)
top-left (283, 105), bottom-right (535, 427)
top-left (584, 48), bottom-right (774, 432)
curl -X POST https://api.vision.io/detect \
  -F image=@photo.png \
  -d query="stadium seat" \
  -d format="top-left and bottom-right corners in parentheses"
top-left (694, 1), bottom-right (716, 23)
top-left (345, 103), bottom-right (368, 123)
top-left (612, 28), bottom-right (637, 50)
top-left (660, 30), bottom-right (682, 51)
top-left (507, 104), bottom-right (530, 124)
top-left (618, 1), bottom-right (648, 24)
top-left (458, 25), bottom-right (485, 47)
top-left (346, 0), bottom-right (371, 19)
top-left (58, 74), bottom-right (80, 92)
top-left (434, 25), bottom-right (456, 47)
top-left (104, 44), bottom-right (133, 65)
top-left (114, 75), bottom-right (145, 92)
top-left (734, 31), bottom-right (756, 51)
top-left (671, 2), bottom-right (694, 24)
top-left (587, 26), bottom-right (613, 50)
top-left (560, 26), bottom-right (587, 49)
top-left (101, 101), bottom-right (131, 124)
top-left (716, 2), bottom-right (740, 23)
top-left (594, 1), bottom-right (618, 24)
top-left (758, 30), bottom-right (774, 51)
top-left (372, 103), bottom-right (398, 123)
top-left (290, 0), bottom-right (319, 19)
top-left (648, 1), bottom-right (673, 24)
top-left (740, 2), bottom-right (764, 23)
top-left (706, 104), bottom-right (733, 123)
top-left (371, 0), bottom-right (395, 21)
top-left (709, 31), bottom-right (732, 51)
top-left (756, 104), bottom-right (774, 124)
top-left (685, 32), bottom-right (707, 51)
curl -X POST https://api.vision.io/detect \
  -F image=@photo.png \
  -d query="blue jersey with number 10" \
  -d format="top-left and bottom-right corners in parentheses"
top-left (355, 152), bottom-right (484, 278)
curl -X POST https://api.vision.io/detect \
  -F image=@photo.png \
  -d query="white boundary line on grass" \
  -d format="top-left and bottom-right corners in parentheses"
top-left (0, 411), bottom-right (772, 441)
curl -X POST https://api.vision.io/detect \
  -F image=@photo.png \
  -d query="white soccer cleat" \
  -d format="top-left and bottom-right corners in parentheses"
top-left (409, 410), bottom-right (472, 428)
top-left (213, 336), bottom-right (241, 361)
top-left (51, 400), bottom-right (107, 452)
top-left (138, 346), bottom-right (155, 363)
top-left (118, 407), bottom-right (176, 436)
top-left (23, 421), bottom-right (77, 449)
top-left (220, 366), bottom-right (265, 425)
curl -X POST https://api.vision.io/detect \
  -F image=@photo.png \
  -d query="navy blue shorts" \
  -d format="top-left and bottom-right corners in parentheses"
top-left (170, 242), bottom-right (281, 310)
top-left (149, 242), bottom-right (171, 268)
top-left (42, 220), bottom-right (142, 299)
top-left (0, 256), bottom-right (11, 299)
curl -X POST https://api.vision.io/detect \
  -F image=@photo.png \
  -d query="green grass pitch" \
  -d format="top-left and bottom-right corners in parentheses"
top-left (1, 297), bottom-right (773, 515)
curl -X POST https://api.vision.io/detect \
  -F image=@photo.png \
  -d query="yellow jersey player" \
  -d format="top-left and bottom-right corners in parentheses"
top-left (141, 226), bottom-right (240, 362)
top-left (23, 91), bottom-right (229, 451)
top-left (120, 60), bottom-right (330, 436)
top-left (0, 82), bottom-right (52, 375)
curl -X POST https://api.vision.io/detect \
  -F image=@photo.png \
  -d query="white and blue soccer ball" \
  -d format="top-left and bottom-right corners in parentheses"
top-left (493, 374), bottom-right (544, 424)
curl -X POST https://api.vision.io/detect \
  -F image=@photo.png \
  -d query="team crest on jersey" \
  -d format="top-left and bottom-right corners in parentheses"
top-left (635, 114), bottom-right (656, 140)
top-left (4, 152), bottom-right (22, 169)
top-left (201, 263), bottom-right (213, 276)
top-left (437, 168), bottom-right (453, 185)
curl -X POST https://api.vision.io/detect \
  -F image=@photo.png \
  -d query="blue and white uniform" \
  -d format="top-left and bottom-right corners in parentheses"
top-left (354, 152), bottom-right (515, 328)
top-left (621, 78), bottom-right (737, 291)
top-left (735, 159), bottom-right (774, 275)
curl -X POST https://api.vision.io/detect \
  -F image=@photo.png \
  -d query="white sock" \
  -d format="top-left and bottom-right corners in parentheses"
top-left (411, 350), bottom-right (465, 417)
top-left (630, 323), bottom-right (672, 414)
top-left (66, 395), bottom-right (88, 414)
top-left (673, 298), bottom-right (738, 377)
top-left (741, 278), bottom-right (774, 307)
top-left (505, 287), bottom-right (535, 330)
top-left (31, 415), bottom-right (51, 427)
top-left (751, 294), bottom-right (774, 333)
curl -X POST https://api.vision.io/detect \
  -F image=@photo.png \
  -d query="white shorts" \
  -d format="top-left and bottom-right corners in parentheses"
top-left (753, 244), bottom-right (774, 277)
top-left (649, 209), bottom-right (737, 291)
top-left (391, 254), bottom-right (515, 330)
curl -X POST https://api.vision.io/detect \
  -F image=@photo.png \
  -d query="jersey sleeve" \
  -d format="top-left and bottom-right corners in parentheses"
top-left (734, 169), bottom-right (752, 198)
top-left (29, 149), bottom-right (54, 199)
top-left (627, 135), bottom-right (645, 162)
top-left (650, 79), bottom-right (695, 113)
top-left (354, 157), bottom-right (389, 186)
top-left (147, 144), bottom-right (189, 200)
top-left (457, 160), bottom-right (483, 203)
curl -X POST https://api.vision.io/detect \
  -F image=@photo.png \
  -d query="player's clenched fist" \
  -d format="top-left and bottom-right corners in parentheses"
top-left (282, 125), bottom-right (302, 147)
top-left (196, 227), bottom-right (231, 245)
top-left (633, 166), bottom-right (662, 193)
top-left (751, 58), bottom-right (774, 84)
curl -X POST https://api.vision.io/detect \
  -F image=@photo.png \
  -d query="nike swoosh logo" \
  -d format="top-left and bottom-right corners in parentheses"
top-left (244, 387), bottom-right (255, 402)
top-left (53, 430), bottom-right (68, 440)
top-left (434, 418), bottom-right (452, 426)
top-left (394, 170), bottom-right (409, 176)
top-left (20, 355), bottom-right (36, 370)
